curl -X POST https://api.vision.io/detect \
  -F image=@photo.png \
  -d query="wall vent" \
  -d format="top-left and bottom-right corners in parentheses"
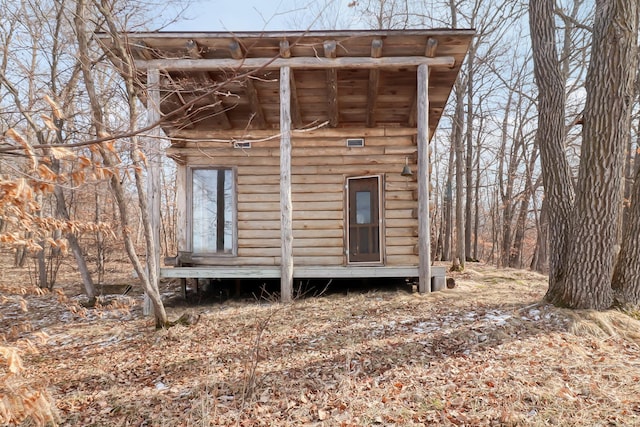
top-left (346, 138), bottom-right (365, 147)
top-left (234, 141), bottom-right (252, 149)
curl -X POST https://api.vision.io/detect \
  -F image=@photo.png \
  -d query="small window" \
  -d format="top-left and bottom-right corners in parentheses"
top-left (234, 141), bottom-right (252, 149)
top-left (346, 138), bottom-right (365, 147)
top-left (191, 168), bottom-right (235, 255)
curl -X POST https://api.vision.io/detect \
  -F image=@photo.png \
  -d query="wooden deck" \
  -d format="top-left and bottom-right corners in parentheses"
top-left (160, 265), bottom-right (446, 280)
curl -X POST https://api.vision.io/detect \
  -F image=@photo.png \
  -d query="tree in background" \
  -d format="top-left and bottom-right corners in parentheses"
top-left (0, 0), bottom-right (103, 297)
top-left (0, 0), bottom-right (191, 325)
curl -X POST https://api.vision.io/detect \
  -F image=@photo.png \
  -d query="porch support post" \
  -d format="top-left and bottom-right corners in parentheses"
top-left (417, 64), bottom-right (432, 293)
top-left (144, 68), bottom-right (162, 314)
top-left (280, 66), bottom-right (293, 302)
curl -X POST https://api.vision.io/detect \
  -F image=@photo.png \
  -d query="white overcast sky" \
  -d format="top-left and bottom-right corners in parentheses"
top-left (162, 0), bottom-right (362, 32)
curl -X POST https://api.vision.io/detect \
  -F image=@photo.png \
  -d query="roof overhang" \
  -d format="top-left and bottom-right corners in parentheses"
top-left (98, 29), bottom-right (474, 142)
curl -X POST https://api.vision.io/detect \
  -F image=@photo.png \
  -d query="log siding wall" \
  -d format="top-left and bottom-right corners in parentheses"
top-left (171, 131), bottom-right (419, 268)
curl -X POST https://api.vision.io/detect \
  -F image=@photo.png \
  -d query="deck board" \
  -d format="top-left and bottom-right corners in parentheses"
top-left (160, 265), bottom-right (446, 279)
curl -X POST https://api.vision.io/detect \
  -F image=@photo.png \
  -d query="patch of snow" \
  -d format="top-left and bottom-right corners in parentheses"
top-left (483, 311), bottom-right (511, 326)
top-left (412, 322), bottom-right (438, 334)
top-left (528, 309), bottom-right (541, 321)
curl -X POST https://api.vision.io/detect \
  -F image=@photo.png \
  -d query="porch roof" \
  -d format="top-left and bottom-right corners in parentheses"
top-left (98, 29), bottom-right (474, 143)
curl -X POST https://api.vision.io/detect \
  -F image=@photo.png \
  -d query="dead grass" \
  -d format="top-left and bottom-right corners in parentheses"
top-left (1, 263), bottom-right (640, 426)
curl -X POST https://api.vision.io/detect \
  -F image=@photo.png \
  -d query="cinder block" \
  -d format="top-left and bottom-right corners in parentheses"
top-left (431, 276), bottom-right (446, 292)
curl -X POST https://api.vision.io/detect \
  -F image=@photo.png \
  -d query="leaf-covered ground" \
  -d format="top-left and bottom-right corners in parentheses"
top-left (2, 265), bottom-right (640, 426)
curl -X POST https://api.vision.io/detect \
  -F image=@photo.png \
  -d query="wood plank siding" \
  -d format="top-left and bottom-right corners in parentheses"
top-left (169, 132), bottom-right (419, 268)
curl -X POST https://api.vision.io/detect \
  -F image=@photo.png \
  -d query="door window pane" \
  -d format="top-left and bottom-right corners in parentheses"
top-left (356, 191), bottom-right (371, 224)
top-left (192, 169), bottom-right (234, 254)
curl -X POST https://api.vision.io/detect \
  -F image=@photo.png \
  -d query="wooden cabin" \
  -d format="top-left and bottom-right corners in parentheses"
top-left (100, 30), bottom-right (474, 301)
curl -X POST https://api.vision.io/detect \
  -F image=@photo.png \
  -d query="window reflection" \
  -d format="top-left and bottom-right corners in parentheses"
top-left (192, 169), bottom-right (233, 254)
top-left (356, 191), bottom-right (371, 224)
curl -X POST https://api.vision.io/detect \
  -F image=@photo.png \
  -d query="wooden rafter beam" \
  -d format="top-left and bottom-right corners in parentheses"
top-left (366, 39), bottom-right (383, 128)
top-left (409, 38), bottom-right (439, 127)
top-left (324, 40), bottom-right (339, 128)
top-left (229, 40), bottom-right (266, 128)
top-left (185, 39), bottom-right (202, 58)
top-left (229, 40), bottom-right (243, 59)
top-left (133, 55), bottom-right (456, 71)
top-left (279, 40), bottom-right (291, 58)
top-left (425, 37), bottom-right (439, 58)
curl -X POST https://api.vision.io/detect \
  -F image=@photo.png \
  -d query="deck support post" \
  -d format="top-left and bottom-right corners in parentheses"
top-left (145, 68), bottom-right (162, 314)
top-left (417, 64), bottom-right (432, 293)
top-left (280, 66), bottom-right (294, 302)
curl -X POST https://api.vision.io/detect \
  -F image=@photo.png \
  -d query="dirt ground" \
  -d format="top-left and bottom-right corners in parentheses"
top-left (2, 262), bottom-right (640, 426)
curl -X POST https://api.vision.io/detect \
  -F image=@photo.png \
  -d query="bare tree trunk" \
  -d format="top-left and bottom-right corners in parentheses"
top-left (496, 86), bottom-right (515, 268)
top-left (611, 19), bottom-right (640, 305)
top-left (74, 0), bottom-right (167, 327)
top-left (452, 78), bottom-right (466, 271)
top-left (510, 139), bottom-right (539, 269)
top-left (95, 186), bottom-right (105, 284)
top-left (442, 156), bottom-right (454, 261)
top-left (53, 183), bottom-right (96, 301)
top-left (37, 242), bottom-right (47, 289)
top-left (49, 133), bottom-right (96, 300)
top-left (531, 198), bottom-right (549, 273)
top-left (464, 49), bottom-right (475, 262)
top-left (621, 130), bottom-right (636, 232)
top-left (473, 135), bottom-right (481, 260)
top-left (509, 194), bottom-right (528, 269)
top-left (562, 0), bottom-right (638, 309)
top-left (612, 163), bottom-right (640, 304)
top-left (448, 0), bottom-right (465, 271)
top-left (529, 0), bottom-right (574, 301)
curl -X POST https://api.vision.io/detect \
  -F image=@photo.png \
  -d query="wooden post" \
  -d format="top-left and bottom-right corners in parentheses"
top-left (280, 66), bottom-right (293, 302)
top-left (145, 68), bottom-right (162, 314)
top-left (417, 64), bottom-right (432, 293)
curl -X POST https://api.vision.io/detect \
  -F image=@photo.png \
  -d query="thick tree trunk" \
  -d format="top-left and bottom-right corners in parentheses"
top-left (529, 0), bottom-right (574, 301)
top-left (562, 0), bottom-right (638, 309)
top-left (612, 42), bottom-right (640, 305)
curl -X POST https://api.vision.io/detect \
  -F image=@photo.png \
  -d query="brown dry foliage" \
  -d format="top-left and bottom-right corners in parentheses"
top-left (0, 346), bottom-right (59, 425)
top-left (1, 264), bottom-right (640, 426)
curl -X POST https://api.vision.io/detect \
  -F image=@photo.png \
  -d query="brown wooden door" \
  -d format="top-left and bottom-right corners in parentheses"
top-left (348, 176), bottom-right (381, 263)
